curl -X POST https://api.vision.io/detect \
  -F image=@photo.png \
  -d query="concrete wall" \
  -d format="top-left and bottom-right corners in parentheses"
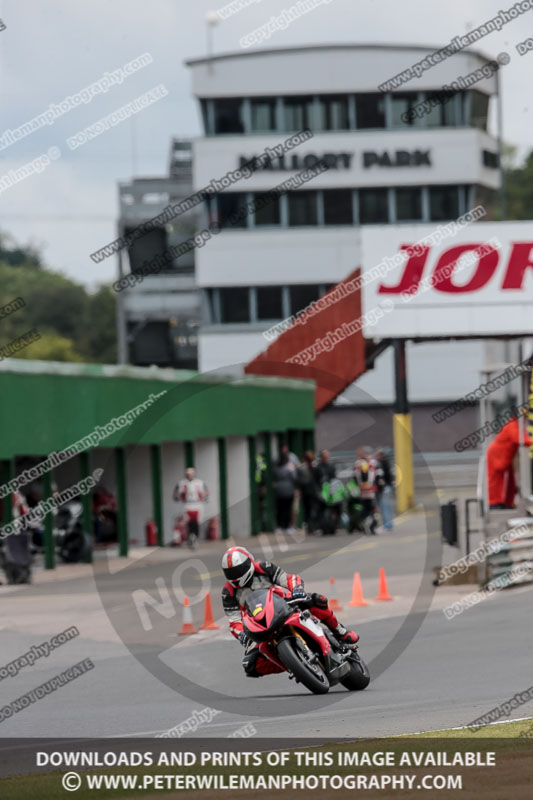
top-left (194, 438), bottom-right (219, 534)
top-left (90, 448), bottom-right (117, 494)
top-left (226, 435), bottom-right (251, 539)
top-left (317, 403), bottom-right (481, 454)
top-left (161, 442), bottom-right (185, 544)
top-left (124, 445), bottom-right (151, 545)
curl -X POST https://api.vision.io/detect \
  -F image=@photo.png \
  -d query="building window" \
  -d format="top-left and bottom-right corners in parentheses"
top-left (257, 286), bottom-right (283, 320)
top-left (323, 189), bottom-right (353, 225)
top-left (359, 188), bottom-right (389, 223)
top-left (288, 191), bottom-right (318, 226)
top-left (251, 98), bottom-right (277, 131)
top-left (356, 93), bottom-right (385, 128)
top-left (217, 193), bottom-right (249, 228)
top-left (219, 287), bottom-right (250, 323)
top-left (318, 95), bottom-right (350, 130)
top-left (283, 96), bottom-right (313, 130)
top-left (424, 90), bottom-right (461, 127)
top-left (290, 285), bottom-right (321, 315)
top-left (470, 91), bottom-right (489, 130)
top-left (213, 98), bottom-right (244, 134)
top-left (395, 187), bottom-right (422, 221)
top-left (429, 186), bottom-right (459, 221)
top-left (482, 150), bottom-right (499, 169)
top-left (253, 192), bottom-right (280, 225)
top-left (391, 93), bottom-right (418, 127)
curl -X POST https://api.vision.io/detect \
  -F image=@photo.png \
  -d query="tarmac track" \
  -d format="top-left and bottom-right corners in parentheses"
top-left (0, 509), bottom-right (531, 743)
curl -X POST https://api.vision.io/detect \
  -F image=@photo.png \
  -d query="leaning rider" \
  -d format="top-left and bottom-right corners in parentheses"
top-left (221, 546), bottom-right (359, 678)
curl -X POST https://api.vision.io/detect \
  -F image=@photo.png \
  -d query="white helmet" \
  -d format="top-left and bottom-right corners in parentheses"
top-left (222, 546), bottom-right (254, 588)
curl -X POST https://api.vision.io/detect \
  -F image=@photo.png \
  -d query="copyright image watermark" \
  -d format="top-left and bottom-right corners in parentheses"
top-left (0, 390), bottom-right (167, 499)
top-left (0, 296), bottom-right (25, 320)
top-left (516, 35), bottom-right (533, 53)
top-left (0, 469), bottom-right (104, 540)
top-left (0, 328), bottom-right (41, 360)
top-left (91, 129), bottom-right (313, 265)
top-left (156, 707), bottom-right (221, 737)
top-left (228, 722), bottom-right (257, 738)
top-left (263, 205), bottom-right (487, 342)
top-left (379, 1), bottom-right (533, 91)
top-left (438, 522), bottom-right (533, 583)
top-left (454, 401), bottom-right (529, 452)
top-left (0, 53), bottom-right (153, 153)
top-left (67, 84), bottom-right (169, 151)
top-left (0, 627), bottom-right (80, 681)
top-left (0, 148), bottom-right (61, 196)
top-left (400, 239), bottom-right (502, 302)
top-left (467, 684), bottom-right (533, 731)
top-left (216, 0), bottom-right (263, 20)
top-left (401, 55), bottom-right (508, 123)
top-left (112, 158), bottom-right (328, 293)
top-left (285, 238), bottom-right (499, 366)
top-left (0, 658), bottom-right (95, 724)
top-left (240, 0), bottom-right (333, 48)
top-left (443, 562), bottom-right (533, 620)
top-left (434, 356), bottom-right (532, 423)
top-left (286, 301), bottom-right (394, 366)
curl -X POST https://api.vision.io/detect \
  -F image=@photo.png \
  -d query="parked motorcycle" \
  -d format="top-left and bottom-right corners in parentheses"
top-left (315, 478), bottom-right (346, 535)
top-left (54, 499), bottom-right (91, 563)
top-left (241, 587), bottom-right (370, 695)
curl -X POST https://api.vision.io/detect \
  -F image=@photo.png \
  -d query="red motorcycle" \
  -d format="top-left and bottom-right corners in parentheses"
top-left (241, 587), bottom-right (370, 695)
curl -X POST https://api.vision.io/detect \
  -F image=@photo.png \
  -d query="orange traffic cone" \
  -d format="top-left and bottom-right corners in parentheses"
top-left (375, 568), bottom-right (393, 602)
top-left (348, 572), bottom-right (368, 607)
top-left (178, 596), bottom-right (197, 634)
top-left (329, 577), bottom-right (343, 610)
top-left (199, 592), bottom-right (220, 630)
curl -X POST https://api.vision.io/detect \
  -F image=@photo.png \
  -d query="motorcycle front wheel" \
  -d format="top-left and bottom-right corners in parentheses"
top-left (59, 529), bottom-right (90, 563)
top-left (340, 651), bottom-right (370, 691)
top-left (277, 638), bottom-right (330, 694)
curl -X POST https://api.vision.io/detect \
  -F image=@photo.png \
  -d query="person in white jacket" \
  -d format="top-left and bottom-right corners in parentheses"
top-left (173, 468), bottom-right (209, 548)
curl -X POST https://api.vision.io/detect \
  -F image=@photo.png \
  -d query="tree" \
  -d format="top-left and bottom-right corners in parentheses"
top-left (502, 150), bottom-right (533, 221)
top-left (82, 286), bottom-right (117, 363)
top-left (0, 232), bottom-right (44, 269)
top-left (0, 234), bottom-right (117, 364)
top-left (14, 332), bottom-right (84, 362)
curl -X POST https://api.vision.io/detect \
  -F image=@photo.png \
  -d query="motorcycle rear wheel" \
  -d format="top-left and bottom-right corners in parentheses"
top-left (321, 509), bottom-right (338, 535)
top-left (340, 651), bottom-right (370, 691)
top-left (277, 638), bottom-right (330, 694)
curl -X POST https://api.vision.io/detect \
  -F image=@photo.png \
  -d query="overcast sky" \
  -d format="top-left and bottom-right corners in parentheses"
top-left (0, 0), bottom-right (531, 289)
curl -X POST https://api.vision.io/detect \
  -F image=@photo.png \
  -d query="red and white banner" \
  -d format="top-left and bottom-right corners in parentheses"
top-left (362, 222), bottom-right (533, 338)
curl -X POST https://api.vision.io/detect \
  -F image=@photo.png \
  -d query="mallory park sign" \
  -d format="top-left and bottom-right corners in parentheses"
top-left (238, 149), bottom-right (431, 171)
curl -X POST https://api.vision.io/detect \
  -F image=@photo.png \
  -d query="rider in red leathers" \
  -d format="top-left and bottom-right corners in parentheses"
top-left (221, 546), bottom-right (359, 678)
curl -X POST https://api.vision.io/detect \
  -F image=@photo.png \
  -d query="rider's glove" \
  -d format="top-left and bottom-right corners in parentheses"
top-left (238, 631), bottom-right (249, 647)
top-left (291, 585), bottom-right (307, 600)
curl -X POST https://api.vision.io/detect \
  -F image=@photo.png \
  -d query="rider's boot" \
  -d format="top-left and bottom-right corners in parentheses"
top-left (310, 594), bottom-right (359, 645)
top-left (334, 623), bottom-right (359, 645)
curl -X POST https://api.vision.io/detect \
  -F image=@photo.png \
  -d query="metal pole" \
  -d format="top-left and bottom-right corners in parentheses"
top-left (496, 70), bottom-right (506, 220)
top-left (185, 441), bottom-right (195, 469)
top-left (79, 450), bottom-right (93, 563)
top-left (218, 438), bottom-right (229, 539)
top-left (1, 460), bottom-right (14, 527)
top-left (42, 467), bottom-right (55, 570)
top-left (393, 339), bottom-right (414, 512)
top-left (116, 247), bottom-right (128, 365)
top-left (150, 444), bottom-right (164, 547)
top-left (247, 436), bottom-right (259, 536)
top-left (115, 448), bottom-right (129, 557)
